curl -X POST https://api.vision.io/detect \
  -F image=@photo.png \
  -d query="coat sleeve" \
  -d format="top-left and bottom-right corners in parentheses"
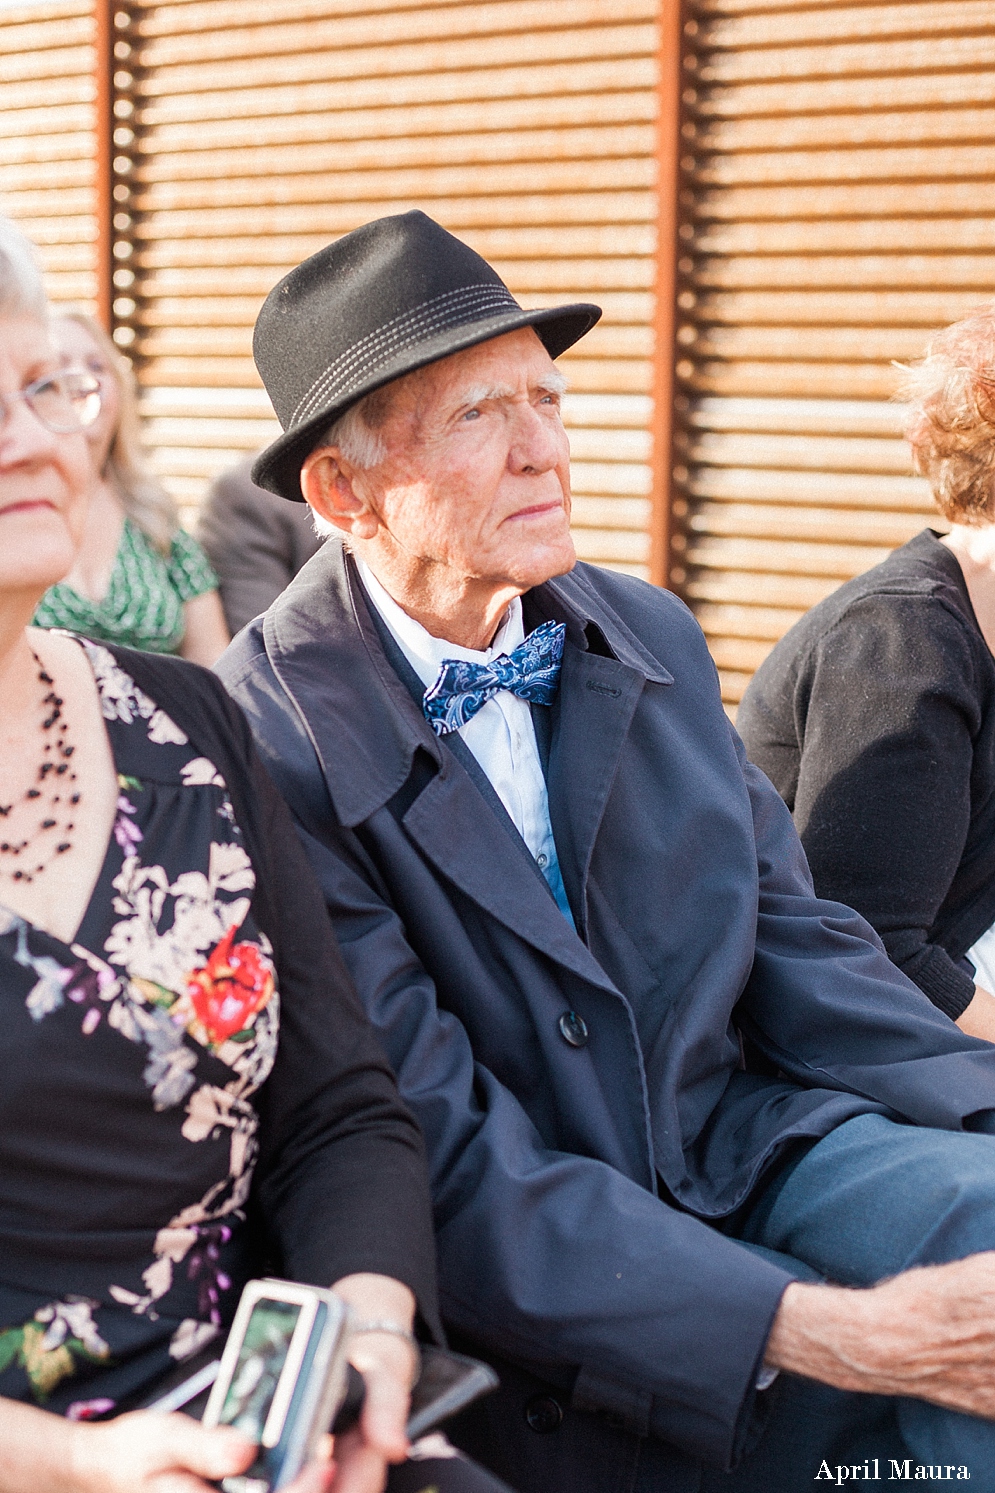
top-left (735, 725), bottom-right (995, 1126)
top-left (771, 595), bottom-right (982, 1019)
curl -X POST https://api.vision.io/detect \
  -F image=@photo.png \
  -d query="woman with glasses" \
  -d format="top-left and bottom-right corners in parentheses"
top-left (31, 312), bottom-right (230, 665)
top-left (740, 308), bottom-right (995, 1046)
top-left (0, 219), bottom-right (510, 1493)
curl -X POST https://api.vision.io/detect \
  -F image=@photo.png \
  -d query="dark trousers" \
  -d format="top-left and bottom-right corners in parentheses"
top-left (388, 1449), bottom-right (515, 1493)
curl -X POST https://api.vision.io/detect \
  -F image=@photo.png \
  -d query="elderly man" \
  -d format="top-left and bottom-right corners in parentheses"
top-left (218, 211), bottom-right (995, 1493)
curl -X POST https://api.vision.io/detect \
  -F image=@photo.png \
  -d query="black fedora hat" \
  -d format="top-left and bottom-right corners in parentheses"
top-left (250, 210), bottom-right (601, 501)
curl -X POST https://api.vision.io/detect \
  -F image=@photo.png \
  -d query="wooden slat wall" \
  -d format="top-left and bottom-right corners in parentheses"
top-left (121, 0), bottom-right (659, 559)
top-left (0, 0), bottom-right (97, 311)
top-left (672, 0), bottom-right (992, 706)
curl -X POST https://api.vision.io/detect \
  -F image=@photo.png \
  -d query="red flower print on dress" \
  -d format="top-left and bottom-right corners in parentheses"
top-left (186, 926), bottom-right (274, 1048)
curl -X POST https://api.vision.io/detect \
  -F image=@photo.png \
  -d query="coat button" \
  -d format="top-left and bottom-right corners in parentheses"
top-left (525, 1395), bottom-right (563, 1434)
top-left (558, 1010), bottom-right (588, 1047)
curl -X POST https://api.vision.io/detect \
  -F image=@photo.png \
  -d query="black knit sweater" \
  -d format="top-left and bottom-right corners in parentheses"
top-left (738, 529), bottom-right (995, 1021)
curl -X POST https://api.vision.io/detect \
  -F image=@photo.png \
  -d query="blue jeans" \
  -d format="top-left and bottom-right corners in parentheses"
top-left (641, 1113), bottom-right (995, 1492)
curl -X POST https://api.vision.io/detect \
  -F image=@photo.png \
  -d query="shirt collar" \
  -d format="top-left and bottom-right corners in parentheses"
top-left (356, 556), bottom-right (525, 691)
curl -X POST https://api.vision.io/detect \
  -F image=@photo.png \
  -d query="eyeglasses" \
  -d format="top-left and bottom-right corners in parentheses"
top-left (0, 370), bottom-right (102, 435)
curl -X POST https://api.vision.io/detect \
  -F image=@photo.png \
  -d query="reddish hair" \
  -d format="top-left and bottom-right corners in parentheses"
top-left (902, 308), bottom-right (995, 525)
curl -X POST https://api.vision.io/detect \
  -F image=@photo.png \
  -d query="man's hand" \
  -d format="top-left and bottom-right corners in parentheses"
top-left (765, 1251), bottom-right (995, 1419)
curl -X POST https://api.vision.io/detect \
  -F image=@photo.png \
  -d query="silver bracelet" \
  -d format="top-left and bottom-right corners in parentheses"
top-left (350, 1320), bottom-right (421, 1384)
top-left (350, 1319), bottom-right (419, 1352)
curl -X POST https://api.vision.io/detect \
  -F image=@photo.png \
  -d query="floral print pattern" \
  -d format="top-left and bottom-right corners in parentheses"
top-left (0, 1299), bottom-right (109, 1402)
top-left (0, 643), bottom-right (279, 1412)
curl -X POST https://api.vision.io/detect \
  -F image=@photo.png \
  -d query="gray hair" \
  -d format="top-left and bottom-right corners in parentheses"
top-left (0, 217), bottom-right (48, 321)
top-left (309, 390), bottom-right (389, 538)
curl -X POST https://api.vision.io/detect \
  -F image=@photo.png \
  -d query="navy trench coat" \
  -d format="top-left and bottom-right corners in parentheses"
top-left (217, 540), bottom-right (995, 1490)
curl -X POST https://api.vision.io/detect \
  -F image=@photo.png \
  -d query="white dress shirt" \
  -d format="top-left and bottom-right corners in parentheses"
top-left (357, 559), bottom-right (573, 921)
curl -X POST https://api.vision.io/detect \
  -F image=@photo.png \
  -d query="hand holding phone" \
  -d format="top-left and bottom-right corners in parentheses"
top-left (154, 1279), bottom-right (499, 1492)
top-left (202, 1280), bottom-right (350, 1493)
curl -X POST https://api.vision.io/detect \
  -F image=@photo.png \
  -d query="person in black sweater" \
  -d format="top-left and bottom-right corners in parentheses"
top-left (739, 307), bottom-right (995, 1046)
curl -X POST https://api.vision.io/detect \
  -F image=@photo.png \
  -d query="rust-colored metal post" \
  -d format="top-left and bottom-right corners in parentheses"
top-left (650, 0), bottom-right (685, 590)
top-left (94, 0), bottom-right (114, 331)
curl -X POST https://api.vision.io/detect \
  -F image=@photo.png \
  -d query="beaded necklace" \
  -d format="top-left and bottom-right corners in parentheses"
top-left (0, 652), bottom-right (79, 884)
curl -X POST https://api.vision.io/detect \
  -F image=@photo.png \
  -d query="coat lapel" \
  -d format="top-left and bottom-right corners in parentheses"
top-left (547, 643), bottom-right (648, 931)
top-left (264, 540), bottom-right (443, 828)
top-left (263, 542), bottom-right (672, 991)
top-left (400, 763), bottom-right (622, 994)
top-left (524, 573), bottom-right (674, 929)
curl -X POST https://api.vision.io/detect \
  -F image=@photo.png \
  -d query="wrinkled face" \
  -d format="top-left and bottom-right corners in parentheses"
top-left (0, 315), bottom-right (91, 603)
top-left (52, 315), bottom-right (120, 471)
top-left (357, 327), bottom-right (576, 593)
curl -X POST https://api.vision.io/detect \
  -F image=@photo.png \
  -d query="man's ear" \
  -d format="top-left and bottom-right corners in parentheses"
top-left (300, 447), bottom-right (380, 539)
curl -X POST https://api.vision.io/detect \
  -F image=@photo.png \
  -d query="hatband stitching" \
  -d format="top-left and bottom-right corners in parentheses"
top-left (289, 283), bottom-right (519, 428)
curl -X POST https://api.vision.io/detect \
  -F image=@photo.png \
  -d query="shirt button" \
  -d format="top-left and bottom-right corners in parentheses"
top-left (525, 1395), bottom-right (563, 1434)
top-left (536, 852), bottom-right (548, 868)
top-left (558, 1011), bottom-right (589, 1047)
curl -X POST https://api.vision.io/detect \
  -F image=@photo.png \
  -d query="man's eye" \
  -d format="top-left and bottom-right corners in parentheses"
top-left (462, 408), bottom-right (481, 421)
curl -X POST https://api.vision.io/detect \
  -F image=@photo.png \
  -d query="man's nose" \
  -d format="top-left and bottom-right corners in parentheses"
top-left (508, 403), bottom-right (565, 474)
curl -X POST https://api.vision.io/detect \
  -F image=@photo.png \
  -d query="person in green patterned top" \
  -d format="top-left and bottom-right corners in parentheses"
top-left (33, 315), bottom-right (230, 664)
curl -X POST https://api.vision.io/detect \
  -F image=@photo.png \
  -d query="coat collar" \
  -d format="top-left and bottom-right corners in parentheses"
top-left (263, 538), bottom-right (672, 830)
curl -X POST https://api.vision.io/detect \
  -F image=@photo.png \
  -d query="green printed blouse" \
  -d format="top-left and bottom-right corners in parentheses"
top-left (34, 518), bottom-right (218, 654)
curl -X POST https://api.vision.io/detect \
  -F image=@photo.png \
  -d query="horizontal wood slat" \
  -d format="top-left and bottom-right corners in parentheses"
top-left (138, 0), bottom-right (657, 60)
top-left (695, 1), bottom-right (989, 47)
top-left (694, 181), bottom-right (995, 220)
top-left (133, 124), bottom-right (656, 184)
top-left (694, 220), bottom-right (995, 254)
top-left (692, 36), bottom-right (995, 86)
top-left (135, 25), bottom-right (657, 97)
top-left (675, 0), bottom-right (985, 705)
top-left (132, 91), bottom-right (657, 155)
top-left (134, 159), bottom-right (655, 212)
top-left (689, 107), bottom-right (995, 153)
top-left (131, 192), bottom-right (655, 241)
top-left (137, 60), bottom-right (657, 126)
top-left (692, 145), bottom-right (995, 186)
top-left (136, 0), bottom-right (656, 41)
top-left (0, 0), bottom-right (96, 314)
top-left (690, 72), bottom-right (995, 120)
top-left (0, 103), bottom-right (94, 145)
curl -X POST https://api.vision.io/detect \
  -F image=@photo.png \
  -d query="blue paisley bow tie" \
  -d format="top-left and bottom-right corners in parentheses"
top-left (423, 620), bottom-right (566, 736)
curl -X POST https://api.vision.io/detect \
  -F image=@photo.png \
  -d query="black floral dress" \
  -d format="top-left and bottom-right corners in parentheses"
top-left (0, 641), bottom-right (280, 1420)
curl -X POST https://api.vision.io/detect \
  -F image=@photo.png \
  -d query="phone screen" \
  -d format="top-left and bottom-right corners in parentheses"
top-left (218, 1299), bottom-right (302, 1442)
